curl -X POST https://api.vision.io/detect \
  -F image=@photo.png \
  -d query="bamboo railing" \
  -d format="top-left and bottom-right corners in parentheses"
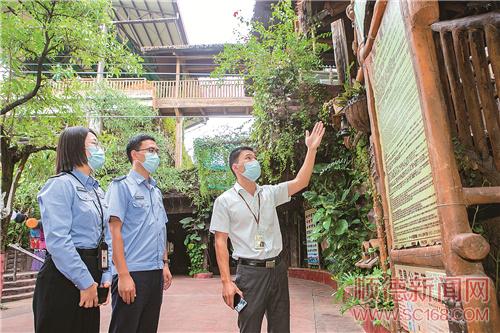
top-left (432, 12), bottom-right (500, 172)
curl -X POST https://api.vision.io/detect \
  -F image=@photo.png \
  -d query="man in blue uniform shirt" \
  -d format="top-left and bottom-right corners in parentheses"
top-left (106, 134), bottom-right (172, 333)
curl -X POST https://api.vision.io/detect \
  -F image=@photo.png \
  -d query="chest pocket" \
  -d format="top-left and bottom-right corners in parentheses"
top-left (74, 189), bottom-right (101, 227)
top-left (132, 197), bottom-right (150, 208)
top-left (75, 189), bottom-right (94, 202)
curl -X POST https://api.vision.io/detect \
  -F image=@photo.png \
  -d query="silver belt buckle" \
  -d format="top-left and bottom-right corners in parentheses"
top-left (265, 260), bottom-right (276, 268)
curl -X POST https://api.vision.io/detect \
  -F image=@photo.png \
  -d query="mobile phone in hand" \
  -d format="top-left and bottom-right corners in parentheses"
top-left (233, 293), bottom-right (247, 312)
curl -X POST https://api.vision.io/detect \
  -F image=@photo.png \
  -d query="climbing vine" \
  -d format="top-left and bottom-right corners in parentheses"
top-left (193, 127), bottom-right (250, 197)
top-left (213, 0), bottom-right (330, 182)
top-left (303, 135), bottom-right (375, 277)
top-left (180, 128), bottom-right (250, 275)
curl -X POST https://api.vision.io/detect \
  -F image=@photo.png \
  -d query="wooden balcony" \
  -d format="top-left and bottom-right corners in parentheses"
top-left (153, 79), bottom-right (253, 110)
top-left (56, 78), bottom-right (254, 116)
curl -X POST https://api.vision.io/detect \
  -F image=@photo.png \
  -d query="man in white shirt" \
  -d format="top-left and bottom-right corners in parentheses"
top-left (210, 122), bottom-right (325, 333)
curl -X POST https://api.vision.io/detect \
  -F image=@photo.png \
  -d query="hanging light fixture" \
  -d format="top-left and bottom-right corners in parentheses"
top-left (339, 114), bottom-right (350, 137)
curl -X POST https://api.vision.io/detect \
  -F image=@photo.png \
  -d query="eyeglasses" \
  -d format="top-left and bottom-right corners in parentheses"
top-left (136, 147), bottom-right (160, 154)
top-left (86, 143), bottom-right (103, 150)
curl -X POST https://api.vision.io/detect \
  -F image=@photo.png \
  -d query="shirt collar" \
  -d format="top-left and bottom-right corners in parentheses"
top-left (128, 169), bottom-right (157, 187)
top-left (234, 182), bottom-right (262, 196)
top-left (71, 168), bottom-right (99, 189)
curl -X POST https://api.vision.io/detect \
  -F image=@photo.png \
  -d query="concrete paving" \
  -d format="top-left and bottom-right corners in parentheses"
top-left (0, 277), bottom-right (362, 333)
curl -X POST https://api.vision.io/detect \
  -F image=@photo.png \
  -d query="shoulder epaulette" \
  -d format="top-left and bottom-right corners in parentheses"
top-left (49, 172), bottom-right (66, 179)
top-left (112, 175), bottom-right (127, 182)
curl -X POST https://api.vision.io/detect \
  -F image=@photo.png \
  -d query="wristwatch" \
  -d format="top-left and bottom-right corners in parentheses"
top-left (163, 259), bottom-right (170, 264)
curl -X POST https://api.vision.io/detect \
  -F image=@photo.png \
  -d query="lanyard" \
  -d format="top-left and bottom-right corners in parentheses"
top-left (234, 188), bottom-right (261, 225)
top-left (67, 172), bottom-right (105, 240)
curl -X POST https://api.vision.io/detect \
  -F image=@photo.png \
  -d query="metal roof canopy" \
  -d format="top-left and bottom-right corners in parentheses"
top-left (111, 0), bottom-right (188, 51)
top-left (141, 44), bottom-right (227, 79)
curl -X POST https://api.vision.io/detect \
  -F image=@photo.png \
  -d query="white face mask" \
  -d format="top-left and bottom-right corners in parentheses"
top-left (142, 152), bottom-right (160, 174)
top-left (241, 160), bottom-right (261, 182)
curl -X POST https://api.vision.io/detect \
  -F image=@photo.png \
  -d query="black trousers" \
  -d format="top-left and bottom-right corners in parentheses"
top-left (108, 270), bottom-right (163, 333)
top-left (235, 260), bottom-right (290, 333)
top-left (33, 252), bottom-right (103, 333)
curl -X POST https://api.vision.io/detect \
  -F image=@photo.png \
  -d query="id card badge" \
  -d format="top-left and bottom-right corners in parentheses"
top-left (98, 241), bottom-right (109, 271)
top-left (254, 232), bottom-right (265, 250)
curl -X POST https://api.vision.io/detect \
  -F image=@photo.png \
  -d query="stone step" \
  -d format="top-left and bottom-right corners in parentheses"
top-left (3, 271), bottom-right (38, 282)
top-left (3, 277), bottom-right (37, 288)
top-left (2, 285), bottom-right (36, 297)
top-left (1, 291), bottom-right (34, 303)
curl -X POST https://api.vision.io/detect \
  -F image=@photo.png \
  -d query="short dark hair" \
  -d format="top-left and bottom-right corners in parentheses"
top-left (228, 146), bottom-right (254, 177)
top-left (56, 126), bottom-right (96, 174)
top-left (126, 134), bottom-right (156, 163)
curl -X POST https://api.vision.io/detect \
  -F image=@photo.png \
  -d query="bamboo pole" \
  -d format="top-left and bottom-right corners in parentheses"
top-left (439, 31), bottom-right (473, 149)
top-left (452, 29), bottom-right (489, 159)
top-left (463, 187), bottom-right (500, 206)
top-left (364, 71), bottom-right (394, 252)
top-left (484, 24), bottom-right (500, 101)
top-left (357, 0), bottom-right (388, 66)
top-left (468, 29), bottom-right (500, 171)
top-left (433, 32), bottom-right (458, 138)
top-left (390, 245), bottom-right (443, 268)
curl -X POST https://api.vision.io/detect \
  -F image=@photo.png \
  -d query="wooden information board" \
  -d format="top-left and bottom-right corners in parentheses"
top-left (365, 0), bottom-right (441, 249)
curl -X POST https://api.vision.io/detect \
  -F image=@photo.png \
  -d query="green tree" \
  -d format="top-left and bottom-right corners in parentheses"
top-left (213, 1), bottom-right (330, 182)
top-left (87, 86), bottom-right (187, 193)
top-left (12, 86), bottom-right (189, 219)
top-left (0, 0), bottom-right (141, 251)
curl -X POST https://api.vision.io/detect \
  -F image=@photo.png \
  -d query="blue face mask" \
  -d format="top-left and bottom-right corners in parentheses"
top-left (87, 146), bottom-right (105, 171)
top-left (242, 160), bottom-right (261, 182)
top-left (143, 152), bottom-right (160, 174)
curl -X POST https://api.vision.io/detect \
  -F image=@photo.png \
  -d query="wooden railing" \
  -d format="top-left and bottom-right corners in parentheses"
top-left (77, 78), bottom-right (151, 90)
top-left (53, 78), bottom-right (248, 100)
top-left (52, 78), bottom-right (151, 91)
top-left (432, 12), bottom-right (500, 172)
top-left (153, 78), bottom-right (246, 99)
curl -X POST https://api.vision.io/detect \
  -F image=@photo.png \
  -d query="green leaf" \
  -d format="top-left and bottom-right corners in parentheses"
top-left (322, 217), bottom-right (332, 230)
top-left (334, 219), bottom-right (348, 235)
top-left (180, 217), bottom-right (194, 225)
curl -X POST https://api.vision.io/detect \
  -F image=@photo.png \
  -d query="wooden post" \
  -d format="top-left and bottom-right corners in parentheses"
top-left (400, 1), bottom-right (500, 330)
top-left (174, 109), bottom-right (183, 169)
top-left (175, 58), bottom-right (181, 100)
top-left (174, 57), bottom-right (183, 169)
top-left (89, 23), bottom-right (106, 134)
top-left (331, 18), bottom-right (355, 82)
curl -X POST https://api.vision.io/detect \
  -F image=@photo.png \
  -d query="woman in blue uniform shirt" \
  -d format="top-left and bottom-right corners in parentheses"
top-left (33, 126), bottom-right (112, 333)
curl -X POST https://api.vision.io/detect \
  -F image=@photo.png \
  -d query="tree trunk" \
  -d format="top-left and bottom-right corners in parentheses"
top-left (0, 131), bottom-right (14, 301)
top-left (1, 134), bottom-right (15, 253)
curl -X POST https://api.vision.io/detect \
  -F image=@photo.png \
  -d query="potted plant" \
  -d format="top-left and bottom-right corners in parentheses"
top-left (333, 80), bottom-right (370, 134)
top-left (323, 61), bottom-right (370, 134)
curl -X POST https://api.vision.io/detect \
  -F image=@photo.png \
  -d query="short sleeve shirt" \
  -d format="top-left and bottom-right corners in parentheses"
top-left (105, 170), bottom-right (168, 273)
top-left (209, 182), bottom-right (291, 260)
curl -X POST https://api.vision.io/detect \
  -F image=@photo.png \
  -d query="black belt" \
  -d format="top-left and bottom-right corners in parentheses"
top-left (238, 255), bottom-right (281, 268)
top-left (47, 248), bottom-right (98, 257)
top-left (76, 248), bottom-right (98, 256)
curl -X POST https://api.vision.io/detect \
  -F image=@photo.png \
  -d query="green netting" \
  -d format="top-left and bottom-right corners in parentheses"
top-left (193, 134), bottom-right (249, 197)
